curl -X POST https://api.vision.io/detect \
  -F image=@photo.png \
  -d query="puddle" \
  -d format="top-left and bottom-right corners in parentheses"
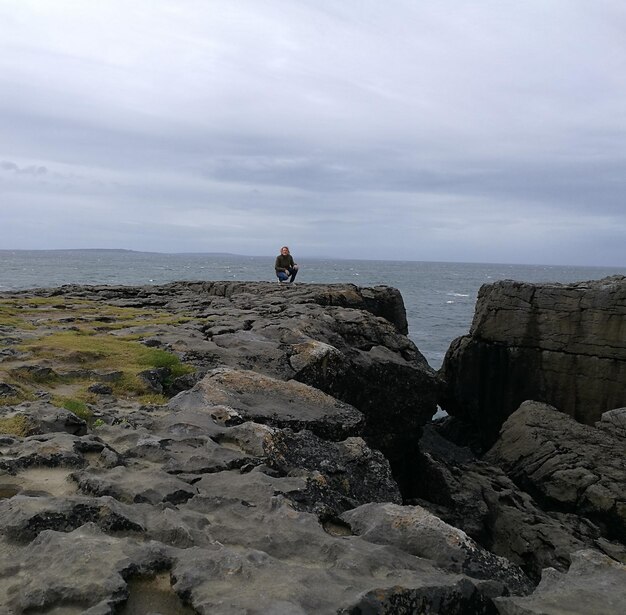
top-left (1, 467), bottom-right (78, 498)
top-left (117, 573), bottom-right (196, 615)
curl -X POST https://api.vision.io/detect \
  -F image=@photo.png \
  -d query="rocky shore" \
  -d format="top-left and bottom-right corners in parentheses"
top-left (0, 278), bottom-right (624, 614)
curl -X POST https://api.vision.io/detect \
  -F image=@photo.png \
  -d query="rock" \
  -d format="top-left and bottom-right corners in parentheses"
top-left (137, 367), bottom-right (171, 394)
top-left (413, 424), bottom-right (626, 582)
top-left (341, 502), bottom-right (532, 595)
top-left (597, 407), bottom-right (626, 438)
top-left (439, 276), bottom-right (626, 446)
top-left (11, 364), bottom-right (57, 381)
top-left (169, 531), bottom-right (500, 615)
top-left (494, 549), bottom-right (626, 615)
top-left (0, 402), bottom-right (87, 437)
top-left (0, 495), bottom-right (146, 541)
top-left (72, 465), bottom-right (198, 504)
top-left (485, 400), bottom-right (626, 543)
top-left (0, 432), bottom-right (108, 473)
top-left (88, 383), bottom-right (113, 395)
top-left (263, 430), bottom-right (402, 516)
top-left (0, 382), bottom-right (19, 397)
top-left (169, 367), bottom-right (365, 441)
top-left (11, 281), bottom-right (437, 495)
top-left (0, 523), bottom-right (170, 614)
top-left (8, 280), bottom-right (624, 612)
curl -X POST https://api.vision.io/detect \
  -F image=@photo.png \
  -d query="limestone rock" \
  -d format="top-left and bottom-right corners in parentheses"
top-left (414, 424), bottom-right (626, 581)
top-left (495, 549), bottom-right (626, 615)
top-left (439, 276), bottom-right (626, 445)
top-left (8, 281), bottom-right (615, 612)
top-left (0, 401), bottom-right (87, 437)
top-left (597, 407), bottom-right (626, 438)
top-left (0, 523), bottom-right (170, 614)
top-left (169, 367), bottom-right (365, 441)
top-left (341, 502), bottom-right (532, 595)
top-left (486, 400), bottom-right (626, 543)
top-left (263, 430), bottom-right (402, 515)
top-left (72, 465), bottom-right (198, 504)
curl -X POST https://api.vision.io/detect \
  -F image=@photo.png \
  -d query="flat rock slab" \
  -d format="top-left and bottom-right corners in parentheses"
top-left (169, 367), bottom-right (364, 441)
top-left (72, 465), bottom-right (198, 504)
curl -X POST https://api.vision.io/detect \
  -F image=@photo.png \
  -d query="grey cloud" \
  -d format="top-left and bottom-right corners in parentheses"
top-left (1, 160), bottom-right (47, 176)
top-left (0, 1), bottom-right (625, 266)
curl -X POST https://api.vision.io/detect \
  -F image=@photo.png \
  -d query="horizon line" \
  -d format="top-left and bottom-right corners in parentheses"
top-left (0, 247), bottom-right (624, 270)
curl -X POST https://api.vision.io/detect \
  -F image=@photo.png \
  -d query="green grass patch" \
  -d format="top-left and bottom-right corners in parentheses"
top-left (138, 348), bottom-right (190, 377)
top-left (0, 303), bottom-right (33, 329)
top-left (19, 331), bottom-right (193, 397)
top-left (51, 396), bottom-right (94, 422)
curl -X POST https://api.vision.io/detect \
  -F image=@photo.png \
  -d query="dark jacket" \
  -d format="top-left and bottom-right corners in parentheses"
top-left (275, 254), bottom-right (295, 272)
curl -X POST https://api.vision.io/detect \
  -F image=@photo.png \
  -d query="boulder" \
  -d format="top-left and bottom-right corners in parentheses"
top-left (439, 276), bottom-right (626, 446)
top-left (485, 400), bottom-right (626, 543)
top-left (414, 423), bottom-right (626, 581)
top-left (341, 502), bottom-right (532, 595)
top-left (494, 549), bottom-right (626, 615)
top-left (169, 367), bottom-right (365, 441)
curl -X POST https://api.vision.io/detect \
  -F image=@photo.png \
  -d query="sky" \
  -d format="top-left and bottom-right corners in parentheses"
top-left (1, 1), bottom-right (625, 266)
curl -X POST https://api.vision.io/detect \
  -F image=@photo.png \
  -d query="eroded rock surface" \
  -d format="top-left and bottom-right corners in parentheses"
top-left (414, 423), bottom-right (626, 582)
top-left (439, 276), bottom-right (626, 445)
top-left (486, 400), bottom-right (626, 544)
top-left (494, 549), bottom-right (626, 615)
top-left (2, 280), bottom-right (623, 613)
top-left (1, 282), bottom-right (525, 614)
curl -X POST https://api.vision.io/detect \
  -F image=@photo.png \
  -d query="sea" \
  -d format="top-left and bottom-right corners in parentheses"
top-left (1, 249), bottom-right (624, 370)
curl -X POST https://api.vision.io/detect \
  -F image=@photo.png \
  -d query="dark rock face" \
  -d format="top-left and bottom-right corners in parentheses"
top-left (439, 276), bottom-right (626, 445)
top-left (485, 400), bottom-right (626, 544)
top-left (414, 424), bottom-right (626, 583)
top-left (494, 549), bottom-right (626, 615)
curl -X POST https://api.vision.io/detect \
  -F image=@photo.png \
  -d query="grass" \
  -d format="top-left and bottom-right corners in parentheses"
top-left (1, 297), bottom-right (195, 407)
top-left (17, 332), bottom-right (192, 398)
top-left (58, 398), bottom-right (93, 422)
top-left (0, 414), bottom-right (34, 437)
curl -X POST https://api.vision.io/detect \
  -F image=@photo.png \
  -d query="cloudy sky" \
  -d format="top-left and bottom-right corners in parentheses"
top-left (1, 1), bottom-right (625, 265)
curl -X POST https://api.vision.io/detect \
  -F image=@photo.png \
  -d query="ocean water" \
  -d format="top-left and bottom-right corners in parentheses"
top-left (1, 249), bottom-right (624, 369)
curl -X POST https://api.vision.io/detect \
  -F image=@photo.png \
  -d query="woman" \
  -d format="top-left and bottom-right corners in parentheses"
top-left (274, 246), bottom-right (299, 283)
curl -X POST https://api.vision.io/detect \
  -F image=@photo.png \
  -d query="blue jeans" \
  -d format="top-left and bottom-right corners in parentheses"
top-left (277, 267), bottom-right (298, 283)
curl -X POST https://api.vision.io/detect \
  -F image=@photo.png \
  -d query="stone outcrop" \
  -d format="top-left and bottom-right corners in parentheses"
top-left (486, 400), bottom-right (626, 544)
top-left (439, 275), bottom-right (626, 446)
top-left (413, 423), bottom-right (626, 583)
top-left (1, 282), bottom-right (530, 614)
top-left (494, 549), bottom-right (626, 615)
top-left (2, 279), bottom-right (625, 613)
